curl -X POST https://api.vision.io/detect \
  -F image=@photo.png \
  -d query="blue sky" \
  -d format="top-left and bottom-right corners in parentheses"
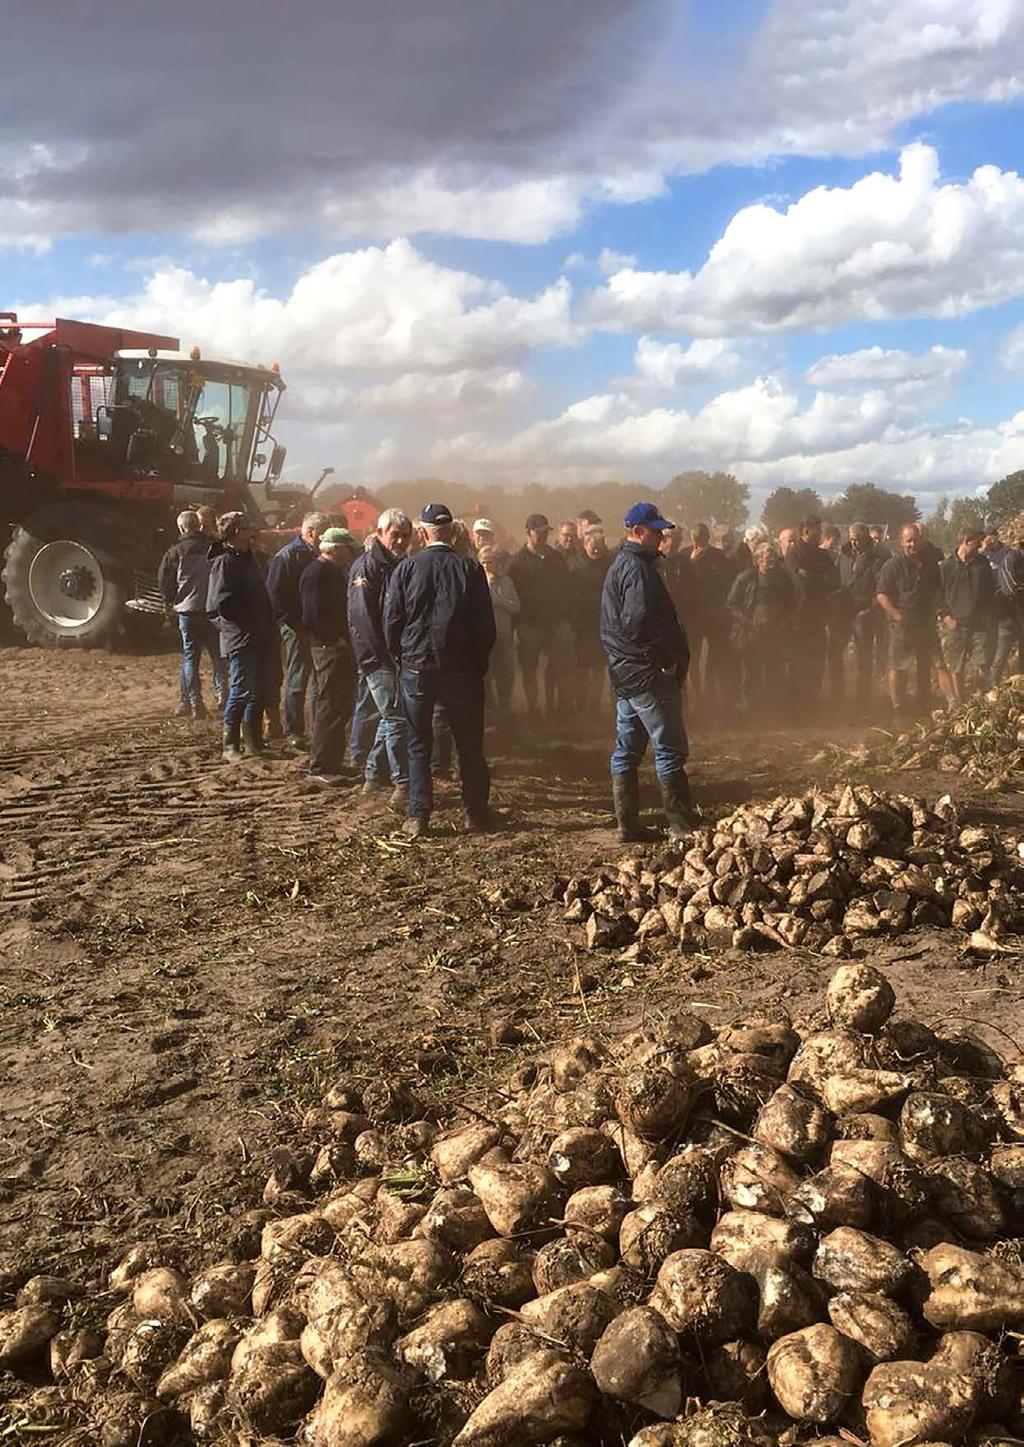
top-left (6, 0), bottom-right (1024, 512)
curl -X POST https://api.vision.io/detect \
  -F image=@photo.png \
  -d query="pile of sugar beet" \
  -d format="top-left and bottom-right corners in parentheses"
top-left (841, 675), bottom-right (1024, 793)
top-left (6, 965), bottom-right (1024, 1445)
top-left (560, 783), bottom-right (1024, 956)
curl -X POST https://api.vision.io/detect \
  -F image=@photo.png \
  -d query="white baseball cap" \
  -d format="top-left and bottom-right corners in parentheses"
top-left (472, 518), bottom-right (496, 534)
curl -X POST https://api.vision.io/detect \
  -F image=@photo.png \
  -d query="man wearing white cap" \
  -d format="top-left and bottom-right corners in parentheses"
top-left (471, 518), bottom-right (497, 553)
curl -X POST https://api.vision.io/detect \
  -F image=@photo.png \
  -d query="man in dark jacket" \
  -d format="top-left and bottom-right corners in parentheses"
top-left (937, 528), bottom-right (996, 704)
top-left (300, 528), bottom-right (358, 784)
top-left (266, 511), bottom-right (327, 747)
top-left (508, 513), bottom-right (574, 719)
top-left (568, 525), bottom-right (611, 709)
top-left (983, 526), bottom-right (1024, 683)
top-left (158, 508), bottom-right (224, 718)
top-left (682, 523), bottom-right (732, 705)
top-left (838, 524), bottom-right (884, 708)
top-left (785, 516), bottom-right (836, 710)
top-left (383, 503), bottom-right (496, 838)
top-left (206, 512), bottom-right (276, 760)
top-left (600, 502), bottom-right (696, 843)
top-left (347, 508), bottom-right (413, 809)
top-left (876, 522), bottom-right (941, 715)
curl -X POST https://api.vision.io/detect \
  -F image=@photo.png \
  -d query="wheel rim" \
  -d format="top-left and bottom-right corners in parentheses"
top-left (27, 540), bottom-right (106, 629)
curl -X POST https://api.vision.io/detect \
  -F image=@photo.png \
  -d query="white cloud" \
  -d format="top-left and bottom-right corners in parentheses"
top-left (634, 336), bottom-right (746, 388)
top-left (354, 368), bottom-right (531, 417)
top-left (21, 241), bottom-right (579, 380)
top-left (805, 344), bottom-right (968, 394)
top-left (4, 2), bottom-right (1024, 249)
top-left (598, 247), bottom-right (638, 275)
top-left (587, 145), bottom-right (1024, 334)
top-left (431, 368), bottom-right (1023, 499)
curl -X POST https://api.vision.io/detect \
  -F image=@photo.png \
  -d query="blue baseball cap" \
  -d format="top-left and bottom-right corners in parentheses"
top-left (420, 502), bottom-right (453, 525)
top-left (625, 501), bottom-right (675, 531)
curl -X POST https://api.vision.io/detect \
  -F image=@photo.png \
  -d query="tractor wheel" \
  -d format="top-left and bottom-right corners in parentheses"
top-left (2, 507), bottom-right (126, 648)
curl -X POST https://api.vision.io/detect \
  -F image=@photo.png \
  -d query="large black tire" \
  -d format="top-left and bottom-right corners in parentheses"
top-left (2, 504), bottom-right (126, 648)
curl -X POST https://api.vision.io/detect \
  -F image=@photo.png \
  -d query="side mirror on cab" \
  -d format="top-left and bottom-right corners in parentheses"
top-left (269, 443), bottom-right (287, 479)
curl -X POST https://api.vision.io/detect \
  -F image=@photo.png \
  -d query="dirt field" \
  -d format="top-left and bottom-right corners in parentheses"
top-left (2, 639), bottom-right (1023, 1327)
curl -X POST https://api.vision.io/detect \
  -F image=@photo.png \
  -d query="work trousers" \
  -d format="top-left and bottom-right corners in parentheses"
top-left (309, 643), bottom-right (356, 777)
top-left (610, 678), bottom-right (689, 780)
top-left (488, 637), bottom-right (516, 717)
top-left (361, 666), bottom-right (409, 785)
top-left (223, 645), bottom-right (264, 728)
top-left (824, 615), bottom-right (850, 701)
top-left (280, 622), bottom-right (317, 737)
top-left (992, 603), bottom-right (1024, 682)
top-left (850, 608), bottom-right (881, 703)
top-left (349, 674), bottom-right (382, 774)
top-left (400, 668), bottom-right (489, 823)
top-left (178, 612), bottom-right (224, 705)
top-left (517, 619), bottom-right (574, 714)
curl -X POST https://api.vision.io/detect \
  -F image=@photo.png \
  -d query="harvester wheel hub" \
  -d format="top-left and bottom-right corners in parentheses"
top-left (27, 540), bottom-right (106, 630)
top-left (59, 565), bottom-right (97, 601)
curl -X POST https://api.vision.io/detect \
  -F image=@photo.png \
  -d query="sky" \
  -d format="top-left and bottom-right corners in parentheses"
top-left (6, 0), bottom-right (1024, 513)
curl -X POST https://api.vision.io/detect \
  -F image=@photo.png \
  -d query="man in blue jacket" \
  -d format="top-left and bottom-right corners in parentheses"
top-left (383, 503), bottom-right (496, 838)
top-left (206, 512), bottom-right (276, 761)
top-left (348, 507), bottom-right (413, 810)
top-left (601, 501), bottom-right (697, 843)
top-left (266, 511), bottom-right (328, 748)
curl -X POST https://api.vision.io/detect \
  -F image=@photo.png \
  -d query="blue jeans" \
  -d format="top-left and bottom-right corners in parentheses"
top-left (349, 673), bottom-right (384, 774)
top-left (400, 668), bottom-right (489, 822)
top-left (223, 645), bottom-right (263, 728)
top-left (280, 622), bottom-right (316, 737)
top-left (611, 681), bottom-right (688, 780)
top-left (362, 667), bottom-right (409, 785)
top-left (178, 613), bottom-right (223, 704)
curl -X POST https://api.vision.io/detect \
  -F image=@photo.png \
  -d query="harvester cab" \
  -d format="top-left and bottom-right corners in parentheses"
top-left (0, 315), bottom-right (293, 646)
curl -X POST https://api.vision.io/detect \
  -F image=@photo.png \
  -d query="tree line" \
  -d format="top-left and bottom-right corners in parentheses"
top-left (319, 470), bottom-right (1024, 546)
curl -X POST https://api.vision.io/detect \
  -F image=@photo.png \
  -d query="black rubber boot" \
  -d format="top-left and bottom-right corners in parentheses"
top-left (612, 771), bottom-right (658, 843)
top-left (241, 717), bottom-right (264, 756)
top-left (660, 769), bottom-right (700, 842)
top-left (222, 723), bottom-right (242, 762)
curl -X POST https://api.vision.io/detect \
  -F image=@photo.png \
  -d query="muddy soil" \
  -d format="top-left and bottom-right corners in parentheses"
top-left (1, 642), bottom-right (1022, 1316)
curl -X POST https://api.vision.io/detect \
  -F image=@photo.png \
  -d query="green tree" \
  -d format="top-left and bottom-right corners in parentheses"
top-left (926, 495), bottom-right (989, 552)
top-left (761, 486), bottom-right (825, 534)
top-left (661, 471), bottom-right (749, 530)
top-left (986, 470), bottom-right (1024, 526)
top-left (825, 482), bottom-right (919, 529)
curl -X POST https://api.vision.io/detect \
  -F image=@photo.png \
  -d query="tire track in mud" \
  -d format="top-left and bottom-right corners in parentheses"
top-left (0, 726), bottom-right (349, 910)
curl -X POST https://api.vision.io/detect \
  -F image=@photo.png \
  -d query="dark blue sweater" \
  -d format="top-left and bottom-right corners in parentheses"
top-left (266, 533), bottom-right (318, 629)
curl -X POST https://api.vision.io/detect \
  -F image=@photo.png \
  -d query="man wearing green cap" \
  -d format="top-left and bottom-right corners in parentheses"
top-left (300, 528), bottom-right (358, 783)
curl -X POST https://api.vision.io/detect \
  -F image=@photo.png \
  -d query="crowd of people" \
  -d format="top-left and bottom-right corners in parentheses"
top-left (156, 497), bottom-right (1024, 840)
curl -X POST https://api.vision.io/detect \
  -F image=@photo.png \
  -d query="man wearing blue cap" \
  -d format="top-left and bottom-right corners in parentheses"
top-left (383, 504), bottom-right (497, 838)
top-left (600, 502), bottom-right (698, 842)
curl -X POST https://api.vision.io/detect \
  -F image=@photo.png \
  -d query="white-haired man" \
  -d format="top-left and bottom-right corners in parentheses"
top-left (347, 507), bottom-right (414, 808)
top-left (158, 508), bottom-right (223, 718)
top-left (266, 510), bottom-right (328, 747)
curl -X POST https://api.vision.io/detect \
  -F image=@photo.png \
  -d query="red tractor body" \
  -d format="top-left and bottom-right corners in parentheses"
top-left (0, 313), bottom-right (368, 646)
